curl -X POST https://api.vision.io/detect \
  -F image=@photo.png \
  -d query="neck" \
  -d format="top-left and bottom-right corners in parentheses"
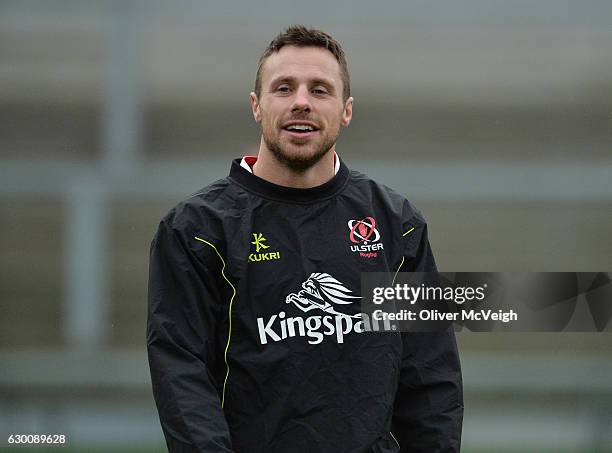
top-left (252, 140), bottom-right (336, 189)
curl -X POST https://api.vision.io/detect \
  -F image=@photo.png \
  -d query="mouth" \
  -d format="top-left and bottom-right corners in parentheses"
top-left (281, 121), bottom-right (320, 139)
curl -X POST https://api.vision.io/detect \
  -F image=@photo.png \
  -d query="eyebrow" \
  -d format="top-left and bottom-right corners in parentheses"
top-left (269, 75), bottom-right (336, 90)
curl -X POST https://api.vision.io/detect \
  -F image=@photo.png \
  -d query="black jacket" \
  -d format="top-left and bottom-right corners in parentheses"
top-left (147, 157), bottom-right (463, 453)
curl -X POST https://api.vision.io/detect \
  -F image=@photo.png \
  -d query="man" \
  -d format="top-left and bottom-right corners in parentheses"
top-left (147, 25), bottom-right (463, 452)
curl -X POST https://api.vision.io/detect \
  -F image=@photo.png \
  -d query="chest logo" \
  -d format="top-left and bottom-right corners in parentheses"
top-left (286, 272), bottom-right (362, 317)
top-left (248, 232), bottom-right (281, 262)
top-left (257, 273), bottom-right (371, 345)
top-left (347, 217), bottom-right (384, 258)
top-left (251, 233), bottom-right (270, 252)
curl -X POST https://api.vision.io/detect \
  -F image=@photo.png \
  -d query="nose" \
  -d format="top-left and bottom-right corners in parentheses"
top-left (291, 85), bottom-right (311, 112)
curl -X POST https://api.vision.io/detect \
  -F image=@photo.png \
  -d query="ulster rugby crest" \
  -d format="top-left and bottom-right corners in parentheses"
top-left (347, 216), bottom-right (384, 258)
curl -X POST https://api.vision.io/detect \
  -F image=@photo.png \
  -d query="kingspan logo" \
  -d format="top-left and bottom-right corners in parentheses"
top-left (257, 273), bottom-right (383, 345)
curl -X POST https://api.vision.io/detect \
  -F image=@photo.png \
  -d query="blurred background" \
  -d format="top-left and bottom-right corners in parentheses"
top-left (1, 0), bottom-right (611, 451)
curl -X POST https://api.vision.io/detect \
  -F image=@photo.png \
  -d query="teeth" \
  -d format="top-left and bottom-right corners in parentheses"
top-left (287, 124), bottom-right (314, 131)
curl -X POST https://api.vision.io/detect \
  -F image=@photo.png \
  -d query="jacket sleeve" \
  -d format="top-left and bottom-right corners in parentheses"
top-left (391, 212), bottom-right (464, 453)
top-left (147, 217), bottom-right (234, 453)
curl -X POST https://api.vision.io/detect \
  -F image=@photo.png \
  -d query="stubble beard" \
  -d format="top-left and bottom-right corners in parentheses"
top-left (261, 119), bottom-right (341, 173)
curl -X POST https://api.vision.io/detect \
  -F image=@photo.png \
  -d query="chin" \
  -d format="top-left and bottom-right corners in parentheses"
top-left (284, 146), bottom-right (321, 160)
top-left (275, 145), bottom-right (329, 171)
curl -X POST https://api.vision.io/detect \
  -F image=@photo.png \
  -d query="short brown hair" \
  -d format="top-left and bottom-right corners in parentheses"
top-left (254, 25), bottom-right (351, 102)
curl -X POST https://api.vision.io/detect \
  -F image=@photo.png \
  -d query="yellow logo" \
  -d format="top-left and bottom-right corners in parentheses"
top-left (251, 233), bottom-right (270, 252)
top-left (249, 232), bottom-right (281, 263)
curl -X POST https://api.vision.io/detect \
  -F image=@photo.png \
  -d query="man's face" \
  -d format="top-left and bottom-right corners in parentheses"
top-left (250, 45), bottom-right (353, 171)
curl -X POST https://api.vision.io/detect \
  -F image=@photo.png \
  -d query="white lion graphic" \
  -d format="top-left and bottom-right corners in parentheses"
top-left (285, 273), bottom-right (361, 318)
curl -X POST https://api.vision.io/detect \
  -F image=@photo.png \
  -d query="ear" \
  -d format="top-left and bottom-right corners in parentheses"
top-left (341, 96), bottom-right (353, 127)
top-left (250, 92), bottom-right (261, 123)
